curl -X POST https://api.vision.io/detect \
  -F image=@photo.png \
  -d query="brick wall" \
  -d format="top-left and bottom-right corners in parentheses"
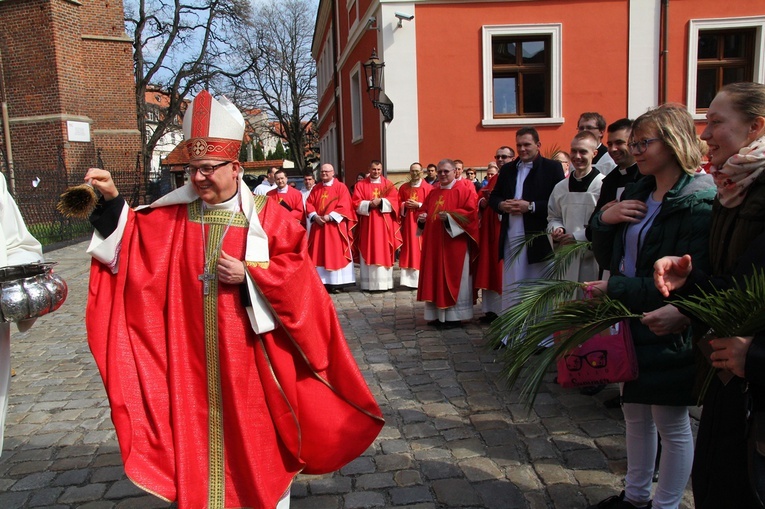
top-left (0, 0), bottom-right (142, 242)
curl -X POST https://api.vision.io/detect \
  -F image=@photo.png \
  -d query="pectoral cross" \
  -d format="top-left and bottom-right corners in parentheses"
top-left (198, 270), bottom-right (216, 296)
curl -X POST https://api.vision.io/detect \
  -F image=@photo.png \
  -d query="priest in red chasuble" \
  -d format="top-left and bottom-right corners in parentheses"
top-left (305, 164), bottom-right (356, 293)
top-left (416, 159), bottom-right (479, 329)
top-left (397, 162), bottom-right (432, 288)
top-left (85, 91), bottom-right (383, 509)
top-left (267, 169), bottom-right (305, 227)
top-left (474, 158), bottom-right (504, 323)
top-left (352, 160), bottom-right (402, 291)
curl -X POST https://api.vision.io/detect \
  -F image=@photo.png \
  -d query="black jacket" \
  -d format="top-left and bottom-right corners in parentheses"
top-left (488, 155), bottom-right (564, 263)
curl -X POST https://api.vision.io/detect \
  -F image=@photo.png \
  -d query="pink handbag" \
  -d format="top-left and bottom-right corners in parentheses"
top-left (556, 320), bottom-right (639, 388)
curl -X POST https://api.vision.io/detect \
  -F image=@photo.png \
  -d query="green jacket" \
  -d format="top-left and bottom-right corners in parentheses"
top-left (590, 172), bottom-right (715, 405)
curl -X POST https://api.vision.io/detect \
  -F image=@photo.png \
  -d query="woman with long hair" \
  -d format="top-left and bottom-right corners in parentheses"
top-left (654, 82), bottom-right (765, 508)
top-left (587, 104), bottom-right (716, 509)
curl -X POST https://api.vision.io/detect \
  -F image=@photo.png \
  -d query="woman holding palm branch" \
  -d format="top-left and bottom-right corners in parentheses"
top-left (586, 104), bottom-right (716, 509)
top-left (654, 82), bottom-right (765, 509)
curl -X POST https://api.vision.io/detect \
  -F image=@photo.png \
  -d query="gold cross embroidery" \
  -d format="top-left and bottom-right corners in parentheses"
top-left (432, 195), bottom-right (445, 221)
top-left (320, 191), bottom-right (329, 208)
top-left (410, 190), bottom-right (418, 201)
top-left (373, 188), bottom-right (381, 199)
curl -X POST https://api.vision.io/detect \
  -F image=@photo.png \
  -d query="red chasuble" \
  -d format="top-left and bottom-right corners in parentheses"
top-left (474, 175), bottom-right (503, 293)
top-left (267, 186), bottom-right (305, 226)
top-left (352, 177), bottom-right (402, 268)
top-left (87, 198), bottom-right (383, 509)
top-left (397, 180), bottom-right (432, 270)
top-left (416, 184), bottom-right (479, 308)
top-left (305, 181), bottom-right (356, 271)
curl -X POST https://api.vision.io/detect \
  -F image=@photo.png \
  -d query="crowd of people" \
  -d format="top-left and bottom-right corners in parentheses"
top-left (0, 83), bottom-right (758, 509)
top-left (277, 84), bottom-right (765, 509)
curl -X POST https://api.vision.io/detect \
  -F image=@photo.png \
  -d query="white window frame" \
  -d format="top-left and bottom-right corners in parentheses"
top-left (687, 16), bottom-right (765, 120)
top-left (317, 35), bottom-right (334, 97)
top-left (350, 64), bottom-right (363, 142)
top-left (347, 0), bottom-right (359, 33)
top-left (481, 24), bottom-right (563, 127)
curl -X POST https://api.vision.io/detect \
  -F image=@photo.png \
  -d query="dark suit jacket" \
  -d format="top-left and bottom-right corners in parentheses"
top-left (489, 155), bottom-right (565, 264)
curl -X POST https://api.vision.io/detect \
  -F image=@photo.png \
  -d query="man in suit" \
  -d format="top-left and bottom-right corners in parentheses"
top-left (489, 127), bottom-right (565, 315)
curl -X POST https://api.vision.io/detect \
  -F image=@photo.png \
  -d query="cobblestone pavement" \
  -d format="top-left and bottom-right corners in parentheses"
top-left (0, 241), bottom-right (695, 508)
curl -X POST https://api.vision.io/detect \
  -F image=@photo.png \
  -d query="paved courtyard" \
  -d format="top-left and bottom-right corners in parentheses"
top-left (0, 241), bottom-right (694, 508)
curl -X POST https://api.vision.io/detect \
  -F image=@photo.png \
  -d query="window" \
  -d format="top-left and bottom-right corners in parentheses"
top-left (492, 36), bottom-right (549, 116)
top-left (347, 0), bottom-right (358, 30)
top-left (317, 35), bottom-right (334, 97)
top-left (688, 17), bottom-right (765, 118)
top-left (350, 66), bottom-right (363, 142)
top-left (696, 29), bottom-right (755, 110)
top-left (482, 24), bottom-right (562, 126)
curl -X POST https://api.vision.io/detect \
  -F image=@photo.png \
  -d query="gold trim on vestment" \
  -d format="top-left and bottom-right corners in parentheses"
top-left (188, 199), bottom-right (249, 226)
top-left (187, 199), bottom-right (249, 508)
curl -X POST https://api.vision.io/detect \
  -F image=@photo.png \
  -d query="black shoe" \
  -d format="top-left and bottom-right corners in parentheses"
top-left (441, 320), bottom-right (462, 329)
top-left (479, 312), bottom-right (498, 323)
top-left (587, 491), bottom-right (651, 509)
top-left (580, 384), bottom-right (606, 396)
top-left (604, 395), bottom-right (622, 409)
top-left (427, 319), bottom-right (442, 328)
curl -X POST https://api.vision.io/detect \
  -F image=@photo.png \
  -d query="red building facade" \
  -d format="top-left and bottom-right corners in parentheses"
top-left (312, 0), bottom-right (764, 178)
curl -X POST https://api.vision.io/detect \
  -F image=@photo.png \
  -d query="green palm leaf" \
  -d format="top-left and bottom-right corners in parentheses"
top-left (671, 270), bottom-right (765, 337)
top-left (504, 231), bottom-right (552, 269)
top-left (494, 290), bottom-right (639, 409)
top-left (488, 279), bottom-right (640, 408)
top-left (543, 240), bottom-right (593, 279)
top-left (670, 269), bottom-right (765, 403)
top-left (487, 279), bottom-right (582, 349)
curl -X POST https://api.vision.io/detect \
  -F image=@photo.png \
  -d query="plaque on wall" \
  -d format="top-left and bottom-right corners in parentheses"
top-left (66, 121), bottom-right (91, 142)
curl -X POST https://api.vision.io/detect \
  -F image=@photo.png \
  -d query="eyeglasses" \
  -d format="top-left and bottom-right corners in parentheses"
top-left (184, 161), bottom-right (231, 176)
top-left (466, 172), bottom-right (475, 176)
top-left (577, 125), bottom-right (600, 132)
top-left (494, 154), bottom-right (511, 160)
top-left (564, 350), bottom-right (608, 371)
top-left (627, 138), bottom-right (662, 154)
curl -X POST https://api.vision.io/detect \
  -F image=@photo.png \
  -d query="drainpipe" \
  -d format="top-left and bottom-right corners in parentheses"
top-left (0, 48), bottom-right (15, 194)
top-left (661, 0), bottom-right (669, 104)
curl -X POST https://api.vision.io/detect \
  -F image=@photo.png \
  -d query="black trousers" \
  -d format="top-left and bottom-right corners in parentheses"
top-left (693, 376), bottom-right (764, 509)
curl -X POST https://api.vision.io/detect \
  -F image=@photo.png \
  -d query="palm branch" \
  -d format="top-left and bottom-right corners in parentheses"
top-left (445, 210), bottom-right (471, 227)
top-left (504, 231), bottom-right (551, 268)
top-left (495, 293), bottom-right (639, 408)
top-left (670, 269), bottom-right (765, 402)
top-left (671, 270), bottom-right (765, 336)
top-left (542, 240), bottom-right (593, 279)
top-left (487, 279), bottom-right (582, 349)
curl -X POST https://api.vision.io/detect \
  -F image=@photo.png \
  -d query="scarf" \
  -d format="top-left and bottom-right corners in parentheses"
top-left (711, 135), bottom-right (765, 208)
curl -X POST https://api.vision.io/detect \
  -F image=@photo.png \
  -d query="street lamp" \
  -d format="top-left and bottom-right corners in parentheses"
top-left (362, 49), bottom-right (394, 123)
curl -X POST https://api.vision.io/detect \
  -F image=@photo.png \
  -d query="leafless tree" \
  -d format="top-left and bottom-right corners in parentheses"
top-left (224, 0), bottom-right (318, 171)
top-left (125, 0), bottom-right (253, 179)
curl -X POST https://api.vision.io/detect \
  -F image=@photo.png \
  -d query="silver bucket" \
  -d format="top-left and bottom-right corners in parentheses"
top-left (0, 263), bottom-right (68, 322)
